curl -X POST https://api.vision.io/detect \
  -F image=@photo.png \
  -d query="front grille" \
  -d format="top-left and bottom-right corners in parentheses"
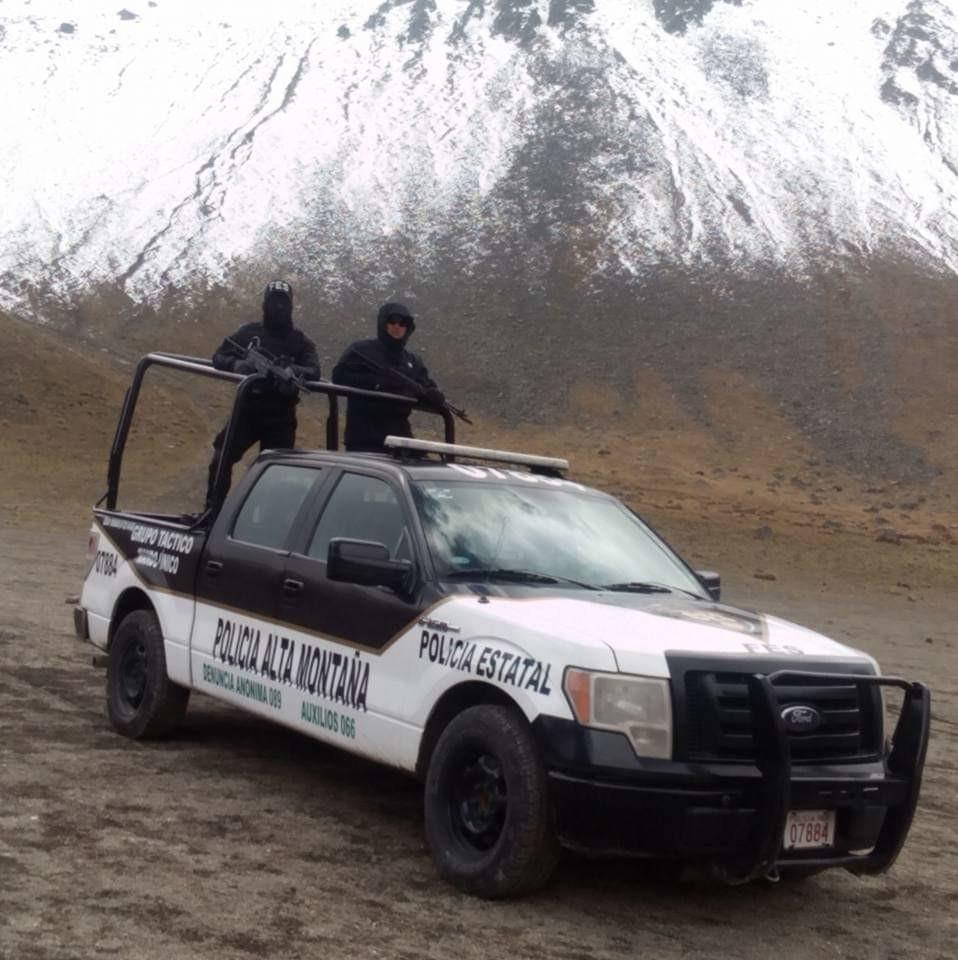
top-left (684, 671), bottom-right (882, 763)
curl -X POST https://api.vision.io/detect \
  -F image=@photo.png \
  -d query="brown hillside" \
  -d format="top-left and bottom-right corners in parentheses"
top-left (1, 311), bottom-right (954, 591)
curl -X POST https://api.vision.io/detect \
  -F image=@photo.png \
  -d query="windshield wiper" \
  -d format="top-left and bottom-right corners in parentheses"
top-left (600, 581), bottom-right (675, 594)
top-left (600, 581), bottom-right (709, 600)
top-left (444, 568), bottom-right (599, 589)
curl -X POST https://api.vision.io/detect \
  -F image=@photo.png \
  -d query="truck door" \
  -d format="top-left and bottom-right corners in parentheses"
top-left (191, 462), bottom-right (327, 669)
top-left (280, 470), bottom-right (431, 650)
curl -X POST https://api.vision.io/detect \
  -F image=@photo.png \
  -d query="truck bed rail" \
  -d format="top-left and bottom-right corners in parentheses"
top-left (105, 351), bottom-right (456, 512)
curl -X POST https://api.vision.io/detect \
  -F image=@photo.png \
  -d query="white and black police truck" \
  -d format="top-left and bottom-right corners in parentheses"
top-left (74, 352), bottom-right (931, 898)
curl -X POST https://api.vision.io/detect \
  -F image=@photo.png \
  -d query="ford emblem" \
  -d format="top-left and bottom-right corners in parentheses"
top-left (781, 705), bottom-right (822, 734)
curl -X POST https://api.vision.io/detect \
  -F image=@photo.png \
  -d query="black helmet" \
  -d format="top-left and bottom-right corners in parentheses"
top-left (263, 279), bottom-right (293, 306)
top-left (262, 279), bottom-right (294, 333)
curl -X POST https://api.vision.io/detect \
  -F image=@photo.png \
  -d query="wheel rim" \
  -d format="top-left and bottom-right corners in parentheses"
top-left (119, 638), bottom-right (148, 711)
top-left (449, 751), bottom-right (507, 852)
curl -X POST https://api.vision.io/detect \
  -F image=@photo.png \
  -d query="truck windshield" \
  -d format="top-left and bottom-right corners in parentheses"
top-left (411, 480), bottom-right (706, 596)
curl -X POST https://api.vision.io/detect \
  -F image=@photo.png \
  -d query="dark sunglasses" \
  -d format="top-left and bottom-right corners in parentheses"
top-left (386, 316), bottom-right (411, 327)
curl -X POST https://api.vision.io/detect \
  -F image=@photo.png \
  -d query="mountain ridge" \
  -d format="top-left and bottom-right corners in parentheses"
top-left (2, 0), bottom-right (956, 306)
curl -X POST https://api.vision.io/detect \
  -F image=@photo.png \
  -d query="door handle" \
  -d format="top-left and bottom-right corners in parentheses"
top-left (205, 560), bottom-right (224, 576)
top-left (282, 578), bottom-right (304, 596)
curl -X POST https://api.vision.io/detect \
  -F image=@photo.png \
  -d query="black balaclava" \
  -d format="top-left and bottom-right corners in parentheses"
top-left (376, 301), bottom-right (415, 353)
top-left (263, 280), bottom-right (294, 335)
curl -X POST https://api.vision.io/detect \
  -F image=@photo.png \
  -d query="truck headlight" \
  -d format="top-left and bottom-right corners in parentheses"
top-left (563, 669), bottom-right (673, 759)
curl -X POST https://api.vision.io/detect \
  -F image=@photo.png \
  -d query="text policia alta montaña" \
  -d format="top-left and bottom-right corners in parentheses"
top-left (212, 617), bottom-right (369, 711)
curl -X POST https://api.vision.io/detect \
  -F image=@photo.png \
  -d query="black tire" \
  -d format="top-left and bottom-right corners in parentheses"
top-left (107, 610), bottom-right (189, 739)
top-left (424, 704), bottom-right (560, 898)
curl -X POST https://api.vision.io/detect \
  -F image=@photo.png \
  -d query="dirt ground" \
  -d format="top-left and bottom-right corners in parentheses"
top-left (1, 314), bottom-right (956, 959)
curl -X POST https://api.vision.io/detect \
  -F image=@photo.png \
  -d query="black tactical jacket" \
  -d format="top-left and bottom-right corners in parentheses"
top-left (332, 304), bottom-right (437, 451)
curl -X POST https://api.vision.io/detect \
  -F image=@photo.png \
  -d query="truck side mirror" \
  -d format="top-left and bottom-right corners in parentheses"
top-left (695, 570), bottom-right (721, 602)
top-left (328, 538), bottom-right (415, 596)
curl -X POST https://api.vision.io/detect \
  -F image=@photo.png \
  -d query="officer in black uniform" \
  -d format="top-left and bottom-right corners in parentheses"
top-left (332, 302), bottom-right (445, 453)
top-left (205, 280), bottom-right (320, 507)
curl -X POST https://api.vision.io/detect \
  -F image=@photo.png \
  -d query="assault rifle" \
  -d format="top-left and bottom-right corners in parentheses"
top-left (226, 336), bottom-right (306, 397)
top-left (346, 346), bottom-right (473, 425)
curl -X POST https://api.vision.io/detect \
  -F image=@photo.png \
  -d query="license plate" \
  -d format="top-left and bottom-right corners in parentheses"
top-left (783, 810), bottom-right (836, 850)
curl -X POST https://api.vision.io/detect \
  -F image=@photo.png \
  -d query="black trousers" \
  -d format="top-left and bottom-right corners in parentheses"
top-left (206, 411), bottom-right (297, 508)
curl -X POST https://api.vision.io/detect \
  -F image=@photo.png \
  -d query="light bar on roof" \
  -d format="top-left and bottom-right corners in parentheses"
top-left (383, 436), bottom-right (570, 472)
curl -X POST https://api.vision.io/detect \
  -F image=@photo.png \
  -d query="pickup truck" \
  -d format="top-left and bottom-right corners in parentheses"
top-left (74, 353), bottom-right (931, 898)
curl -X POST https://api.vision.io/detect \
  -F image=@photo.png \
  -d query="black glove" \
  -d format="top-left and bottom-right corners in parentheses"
top-left (265, 366), bottom-right (297, 396)
top-left (422, 387), bottom-right (446, 408)
top-left (275, 378), bottom-right (300, 399)
top-left (233, 359), bottom-right (256, 375)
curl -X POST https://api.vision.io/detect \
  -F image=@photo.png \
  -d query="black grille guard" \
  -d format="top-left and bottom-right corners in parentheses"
top-left (729, 671), bottom-right (931, 882)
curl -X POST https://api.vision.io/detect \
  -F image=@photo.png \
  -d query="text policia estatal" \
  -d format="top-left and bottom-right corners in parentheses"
top-left (210, 617), bottom-right (369, 712)
top-left (418, 630), bottom-right (553, 695)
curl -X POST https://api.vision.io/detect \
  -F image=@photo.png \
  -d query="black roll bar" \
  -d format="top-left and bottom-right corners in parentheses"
top-left (106, 352), bottom-right (456, 511)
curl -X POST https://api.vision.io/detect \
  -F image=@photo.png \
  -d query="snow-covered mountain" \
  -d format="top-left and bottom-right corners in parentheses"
top-left (1, 0), bottom-right (955, 306)
top-left (1, 1), bottom-right (955, 479)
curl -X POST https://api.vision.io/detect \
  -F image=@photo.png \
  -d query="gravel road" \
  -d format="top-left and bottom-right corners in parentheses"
top-left (1, 519), bottom-right (955, 960)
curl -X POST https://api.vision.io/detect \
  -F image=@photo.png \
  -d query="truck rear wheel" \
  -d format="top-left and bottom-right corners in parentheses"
top-left (424, 704), bottom-right (560, 898)
top-left (107, 610), bottom-right (189, 739)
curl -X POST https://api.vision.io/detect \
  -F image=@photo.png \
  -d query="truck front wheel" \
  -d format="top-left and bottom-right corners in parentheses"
top-left (424, 704), bottom-right (560, 898)
top-left (107, 610), bottom-right (189, 739)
